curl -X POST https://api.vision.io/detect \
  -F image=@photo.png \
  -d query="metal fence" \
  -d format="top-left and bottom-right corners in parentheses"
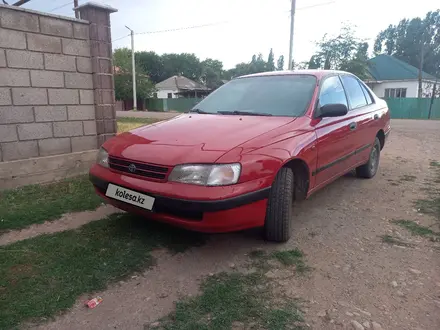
top-left (144, 97), bottom-right (440, 119)
top-left (385, 98), bottom-right (440, 119)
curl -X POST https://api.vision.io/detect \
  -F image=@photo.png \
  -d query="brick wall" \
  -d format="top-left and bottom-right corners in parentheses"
top-left (0, 5), bottom-right (97, 162)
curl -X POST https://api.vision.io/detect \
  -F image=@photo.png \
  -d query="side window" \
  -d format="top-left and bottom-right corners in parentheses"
top-left (318, 76), bottom-right (348, 109)
top-left (340, 75), bottom-right (367, 109)
top-left (359, 82), bottom-right (374, 104)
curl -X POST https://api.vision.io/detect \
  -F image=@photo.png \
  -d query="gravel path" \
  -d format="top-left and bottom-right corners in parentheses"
top-left (29, 119), bottom-right (440, 330)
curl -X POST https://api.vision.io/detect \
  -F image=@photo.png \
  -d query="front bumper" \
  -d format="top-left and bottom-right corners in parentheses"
top-left (89, 165), bottom-right (271, 233)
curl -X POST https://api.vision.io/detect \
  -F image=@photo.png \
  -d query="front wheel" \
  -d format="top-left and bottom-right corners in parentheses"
top-left (356, 137), bottom-right (381, 179)
top-left (264, 167), bottom-right (294, 242)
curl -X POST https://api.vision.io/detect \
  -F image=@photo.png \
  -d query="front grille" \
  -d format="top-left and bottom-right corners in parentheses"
top-left (108, 156), bottom-right (170, 181)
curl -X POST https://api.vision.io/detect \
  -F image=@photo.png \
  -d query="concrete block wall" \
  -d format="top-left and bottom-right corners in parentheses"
top-left (0, 5), bottom-right (96, 162)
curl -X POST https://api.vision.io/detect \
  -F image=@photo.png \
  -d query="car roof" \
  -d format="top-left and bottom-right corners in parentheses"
top-left (237, 69), bottom-right (352, 80)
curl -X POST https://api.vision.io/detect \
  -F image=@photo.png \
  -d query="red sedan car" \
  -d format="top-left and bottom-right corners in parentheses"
top-left (90, 70), bottom-right (390, 242)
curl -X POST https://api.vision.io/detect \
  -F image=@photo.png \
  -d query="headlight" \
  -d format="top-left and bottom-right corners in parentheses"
top-left (96, 147), bottom-right (109, 168)
top-left (168, 163), bottom-right (241, 186)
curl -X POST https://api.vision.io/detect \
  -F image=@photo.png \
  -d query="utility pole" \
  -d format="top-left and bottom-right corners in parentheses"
top-left (74, 0), bottom-right (79, 19)
top-left (125, 26), bottom-right (137, 111)
top-left (288, 0), bottom-right (296, 70)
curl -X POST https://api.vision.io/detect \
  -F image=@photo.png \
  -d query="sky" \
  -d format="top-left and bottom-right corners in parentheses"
top-left (24, 0), bottom-right (439, 69)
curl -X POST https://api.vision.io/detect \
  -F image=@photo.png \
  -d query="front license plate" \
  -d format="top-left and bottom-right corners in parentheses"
top-left (105, 184), bottom-right (155, 210)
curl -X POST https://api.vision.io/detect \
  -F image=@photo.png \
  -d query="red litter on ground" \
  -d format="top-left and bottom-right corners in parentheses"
top-left (85, 297), bottom-right (103, 309)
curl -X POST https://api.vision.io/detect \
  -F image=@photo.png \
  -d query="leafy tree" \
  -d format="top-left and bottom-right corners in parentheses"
top-left (113, 48), bottom-right (155, 101)
top-left (374, 10), bottom-right (440, 77)
top-left (136, 51), bottom-right (164, 84)
top-left (308, 25), bottom-right (370, 79)
top-left (201, 58), bottom-right (224, 89)
top-left (277, 55), bottom-right (285, 70)
top-left (267, 48), bottom-right (276, 71)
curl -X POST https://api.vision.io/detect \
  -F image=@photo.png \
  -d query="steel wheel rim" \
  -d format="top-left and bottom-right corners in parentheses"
top-left (370, 145), bottom-right (379, 174)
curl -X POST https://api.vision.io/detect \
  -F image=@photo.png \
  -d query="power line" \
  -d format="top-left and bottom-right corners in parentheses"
top-left (112, 34), bottom-right (131, 42)
top-left (49, 1), bottom-right (72, 13)
top-left (133, 1), bottom-right (336, 36)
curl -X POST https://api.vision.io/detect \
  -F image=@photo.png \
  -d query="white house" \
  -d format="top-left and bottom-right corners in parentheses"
top-left (155, 75), bottom-right (210, 99)
top-left (366, 55), bottom-right (437, 98)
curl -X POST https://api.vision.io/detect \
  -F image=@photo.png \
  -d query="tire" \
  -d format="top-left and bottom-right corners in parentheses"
top-left (356, 137), bottom-right (381, 179)
top-left (264, 167), bottom-right (294, 242)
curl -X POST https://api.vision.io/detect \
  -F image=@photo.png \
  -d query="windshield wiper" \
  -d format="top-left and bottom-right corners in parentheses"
top-left (217, 110), bottom-right (273, 116)
top-left (188, 108), bottom-right (209, 114)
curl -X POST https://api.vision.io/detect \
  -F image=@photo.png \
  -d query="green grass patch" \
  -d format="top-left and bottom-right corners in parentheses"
top-left (271, 249), bottom-right (310, 274)
top-left (117, 117), bottom-right (163, 133)
top-left (154, 273), bottom-right (304, 330)
top-left (0, 213), bottom-right (206, 329)
top-left (391, 219), bottom-right (439, 237)
top-left (380, 235), bottom-right (413, 247)
top-left (414, 161), bottom-right (440, 222)
top-left (0, 175), bottom-right (102, 232)
top-left (151, 249), bottom-right (309, 329)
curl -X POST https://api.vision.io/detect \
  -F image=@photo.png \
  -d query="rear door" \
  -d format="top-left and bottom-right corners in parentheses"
top-left (314, 75), bottom-right (356, 187)
top-left (339, 75), bottom-right (376, 165)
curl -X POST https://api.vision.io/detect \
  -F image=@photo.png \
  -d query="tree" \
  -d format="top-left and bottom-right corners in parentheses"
top-left (136, 51), bottom-right (165, 84)
top-left (374, 10), bottom-right (440, 77)
top-left (113, 48), bottom-right (155, 101)
top-left (201, 58), bottom-right (224, 89)
top-left (277, 55), bottom-right (284, 71)
top-left (267, 48), bottom-right (275, 71)
top-left (308, 25), bottom-right (370, 79)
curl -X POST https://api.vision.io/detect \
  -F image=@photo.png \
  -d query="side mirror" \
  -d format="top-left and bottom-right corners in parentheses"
top-left (318, 103), bottom-right (348, 118)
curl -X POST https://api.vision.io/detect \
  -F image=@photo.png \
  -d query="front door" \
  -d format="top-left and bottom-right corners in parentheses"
top-left (313, 75), bottom-right (357, 188)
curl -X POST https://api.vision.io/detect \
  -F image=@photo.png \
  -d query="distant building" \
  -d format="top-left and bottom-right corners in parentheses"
top-left (366, 55), bottom-right (437, 98)
top-left (155, 75), bottom-right (210, 99)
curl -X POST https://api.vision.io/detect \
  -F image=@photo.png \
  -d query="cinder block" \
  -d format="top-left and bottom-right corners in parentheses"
top-left (90, 24), bottom-right (110, 42)
top-left (0, 88), bottom-right (11, 105)
top-left (6, 50), bottom-right (44, 69)
top-left (17, 123), bottom-right (53, 140)
top-left (94, 89), bottom-right (114, 105)
top-left (0, 124), bottom-right (18, 142)
top-left (97, 133), bottom-right (114, 147)
top-left (1, 140), bottom-right (38, 161)
top-left (53, 121), bottom-right (83, 137)
top-left (90, 40), bottom-right (111, 58)
top-left (76, 57), bottom-right (92, 73)
top-left (73, 23), bottom-right (89, 40)
top-left (67, 105), bottom-right (95, 120)
top-left (0, 68), bottom-right (30, 87)
top-left (0, 9), bottom-right (39, 32)
top-left (96, 105), bottom-right (114, 119)
top-left (92, 58), bottom-right (112, 74)
top-left (0, 106), bottom-right (34, 124)
top-left (62, 38), bottom-right (90, 57)
top-left (38, 137), bottom-right (71, 156)
top-left (40, 16), bottom-right (73, 37)
top-left (96, 120), bottom-right (104, 134)
top-left (104, 119), bottom-right (116, 134)
top-left (0, 50), bottom-right (5, 67)
top-left (93, 74), bottom-right (113, 89)
top-left (30, 70), bottom-right (64, 88)
top-left (71, 135), bottom-right (97, 152)
top-left (0, 28), bottom-right (26, 49)
top-left (48, 89), bottom-right (79, 105)
top-left (12, 88), bottom-right (47, 105)
top-left (35, 106), bottom-right (67, 122)
top-left (44, 54), bottom-right (76, 72)
top-left (79, 90), bottom-right (94, 105)
top-left (65, 72), bottom-right (93, 89)
top-left (83, 120), bottom-right (97, 135)
top-left (27, 33), bottom-right (62, 54)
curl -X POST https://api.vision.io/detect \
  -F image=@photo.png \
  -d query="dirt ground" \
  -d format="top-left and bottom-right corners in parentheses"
top-left (23, 119), bottom-right (440, 330)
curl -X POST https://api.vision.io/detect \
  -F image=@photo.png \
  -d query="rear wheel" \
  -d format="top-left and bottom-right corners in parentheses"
top-left (264, 167), bottom-right (294, 242)
top-left (356, 137), bottom-right (381, 179)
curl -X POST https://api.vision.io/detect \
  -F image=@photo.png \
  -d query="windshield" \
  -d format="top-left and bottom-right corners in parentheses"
top-left (192, 75), bottom-right (317, 117)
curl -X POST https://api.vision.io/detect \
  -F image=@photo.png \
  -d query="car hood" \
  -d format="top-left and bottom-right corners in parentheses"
top-left (105, 114), bottom-right (296, 165)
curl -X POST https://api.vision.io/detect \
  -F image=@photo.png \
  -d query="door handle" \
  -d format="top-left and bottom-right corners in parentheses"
top-left (349, 122), bottom-right (357, 130)
top-left (374, 114), bottom-right (379, 120)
